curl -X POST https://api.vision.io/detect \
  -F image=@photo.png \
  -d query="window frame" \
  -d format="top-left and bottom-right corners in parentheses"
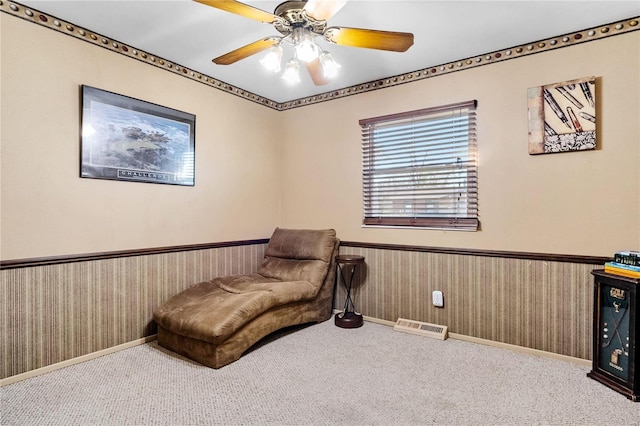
top-left (360, 100), bottom-right (478, 231)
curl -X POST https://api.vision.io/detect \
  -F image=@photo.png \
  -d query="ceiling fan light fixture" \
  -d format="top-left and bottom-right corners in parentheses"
top-left (281, 59), bottom-right (301, 84)
top-left (293, 28), bottom-right (320, 63)
top-left (319, 51), bottom-right (341, 79)
top-left (198, 0), bottom-right (415, 87)
top-left (259, 45), bottom-right (283, 73)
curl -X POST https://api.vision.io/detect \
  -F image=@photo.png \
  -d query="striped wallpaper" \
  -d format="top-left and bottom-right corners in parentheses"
top-left (1, 242), bottom-right (598, 379)
top-left (1, 244), bottom-right (267, 379)
top-left (336, 247), bottom-right (595, 360)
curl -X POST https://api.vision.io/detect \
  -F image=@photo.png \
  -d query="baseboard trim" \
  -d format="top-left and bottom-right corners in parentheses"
top-left (0, 335), bottom-right (158, 387)
top-left (360, 314), bottom-right (591, 367)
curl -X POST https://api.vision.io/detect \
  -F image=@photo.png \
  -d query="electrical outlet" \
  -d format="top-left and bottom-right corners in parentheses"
top-left (432, 290), bottom-right (444, 307)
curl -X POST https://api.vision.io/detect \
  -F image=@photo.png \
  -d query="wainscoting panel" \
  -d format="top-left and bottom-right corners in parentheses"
top-left (3, 240), bottom-right (601, 380)
top-left (335, 246), bottom-right (596, 360)
top-left (1, 244), bottom-right (267, 379)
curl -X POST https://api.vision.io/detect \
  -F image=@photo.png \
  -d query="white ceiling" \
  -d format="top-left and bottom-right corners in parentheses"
top-left (17, 0), bottom-right (640, 103)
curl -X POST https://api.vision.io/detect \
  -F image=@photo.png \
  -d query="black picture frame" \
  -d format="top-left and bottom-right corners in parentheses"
top-left (80, 85), bottom-right (195, 186)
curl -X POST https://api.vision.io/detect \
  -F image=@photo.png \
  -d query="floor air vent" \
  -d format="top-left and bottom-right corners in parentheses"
top-left (394, 318), bottom-right (448, 340)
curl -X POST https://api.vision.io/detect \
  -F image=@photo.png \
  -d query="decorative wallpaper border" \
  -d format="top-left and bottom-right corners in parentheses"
top-left (1, 1), bottom-right (638, 111)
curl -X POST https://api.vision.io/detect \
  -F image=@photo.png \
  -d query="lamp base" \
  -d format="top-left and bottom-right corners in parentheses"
top-left (335, 311), bottom-right (363, 328)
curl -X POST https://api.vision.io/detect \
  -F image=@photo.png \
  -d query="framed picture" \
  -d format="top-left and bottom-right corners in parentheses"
top-left (527, 76), bottom-right (596, 155)
top-left (81, 85), bottom-right (195, 185)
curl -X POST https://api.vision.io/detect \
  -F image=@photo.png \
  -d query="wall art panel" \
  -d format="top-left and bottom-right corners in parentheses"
top-left (528, 76), bottom-right (596, 154)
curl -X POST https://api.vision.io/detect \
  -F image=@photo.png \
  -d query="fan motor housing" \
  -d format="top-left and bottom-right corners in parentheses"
top-left (273, 1), bottom-right (327, 36)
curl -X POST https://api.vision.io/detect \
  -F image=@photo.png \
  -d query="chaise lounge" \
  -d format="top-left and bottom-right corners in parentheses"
top-left (153, 228), bottom-right (340, 368)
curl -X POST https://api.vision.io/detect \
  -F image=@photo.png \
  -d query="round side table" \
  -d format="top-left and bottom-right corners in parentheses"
top-left (335, 254), bottom-right (365, 328)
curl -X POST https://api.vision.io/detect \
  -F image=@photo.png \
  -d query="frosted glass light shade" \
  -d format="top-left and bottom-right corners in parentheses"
top-left (281, 59), bottom-right (301, 84)
top-left (319, 51), bottom-right (341, 79)
top-left (259, 45), bottom-right (283, 73)
top-left (295, 32), bottom-right (320, 63)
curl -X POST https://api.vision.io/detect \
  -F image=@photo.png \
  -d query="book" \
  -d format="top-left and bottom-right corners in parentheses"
top-left (606, 261), bottom-right (640, 273)
top-left (605, 263), bottom-right (640, 279)
top-left (614, 251), bottom-right (640, 267)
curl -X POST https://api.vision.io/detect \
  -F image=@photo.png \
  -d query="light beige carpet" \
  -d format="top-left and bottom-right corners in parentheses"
top-left (1, 318), bottom-right (639, 425)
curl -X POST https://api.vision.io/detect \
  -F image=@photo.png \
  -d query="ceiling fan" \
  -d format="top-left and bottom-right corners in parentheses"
top-left (194, 0), bottom-right (414, 85)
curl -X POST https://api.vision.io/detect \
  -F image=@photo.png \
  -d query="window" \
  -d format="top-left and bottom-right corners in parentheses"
top-left (360, 100), bottom-right (478, 230)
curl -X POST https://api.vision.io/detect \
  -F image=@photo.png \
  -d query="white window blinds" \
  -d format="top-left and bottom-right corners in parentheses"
top-left (360, 100), bottom-right (478, 230)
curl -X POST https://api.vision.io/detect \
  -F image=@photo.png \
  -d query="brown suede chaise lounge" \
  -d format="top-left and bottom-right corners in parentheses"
top-left (153, 228), bottom-right (339, 368)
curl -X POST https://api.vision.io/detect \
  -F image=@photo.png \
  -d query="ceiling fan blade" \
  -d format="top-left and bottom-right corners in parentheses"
top-left (194, 0), bottom-right (278, 24)
top-left (213, 38), bottom-right (279, 65)
top-left (306, 59), bottom-right (330, 86)
top-left (303, 0), bottom-right (348, 21)
top-left (324, 27), bottom-right (414, 52)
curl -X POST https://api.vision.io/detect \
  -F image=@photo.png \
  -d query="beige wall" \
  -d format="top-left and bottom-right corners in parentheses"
top-left (1, 15), bottom-right (282, 260)
top-left (2, 13), bottom-right (639, 261)
top-left (280, 32), bottom-right (640, 257)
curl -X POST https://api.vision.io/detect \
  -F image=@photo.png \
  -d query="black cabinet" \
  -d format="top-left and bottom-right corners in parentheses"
top-left (588, 270), bottom-right (639, 401)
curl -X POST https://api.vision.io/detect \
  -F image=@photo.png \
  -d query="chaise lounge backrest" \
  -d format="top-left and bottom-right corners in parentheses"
top-left (257, 227), bottom-right (338, 289)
